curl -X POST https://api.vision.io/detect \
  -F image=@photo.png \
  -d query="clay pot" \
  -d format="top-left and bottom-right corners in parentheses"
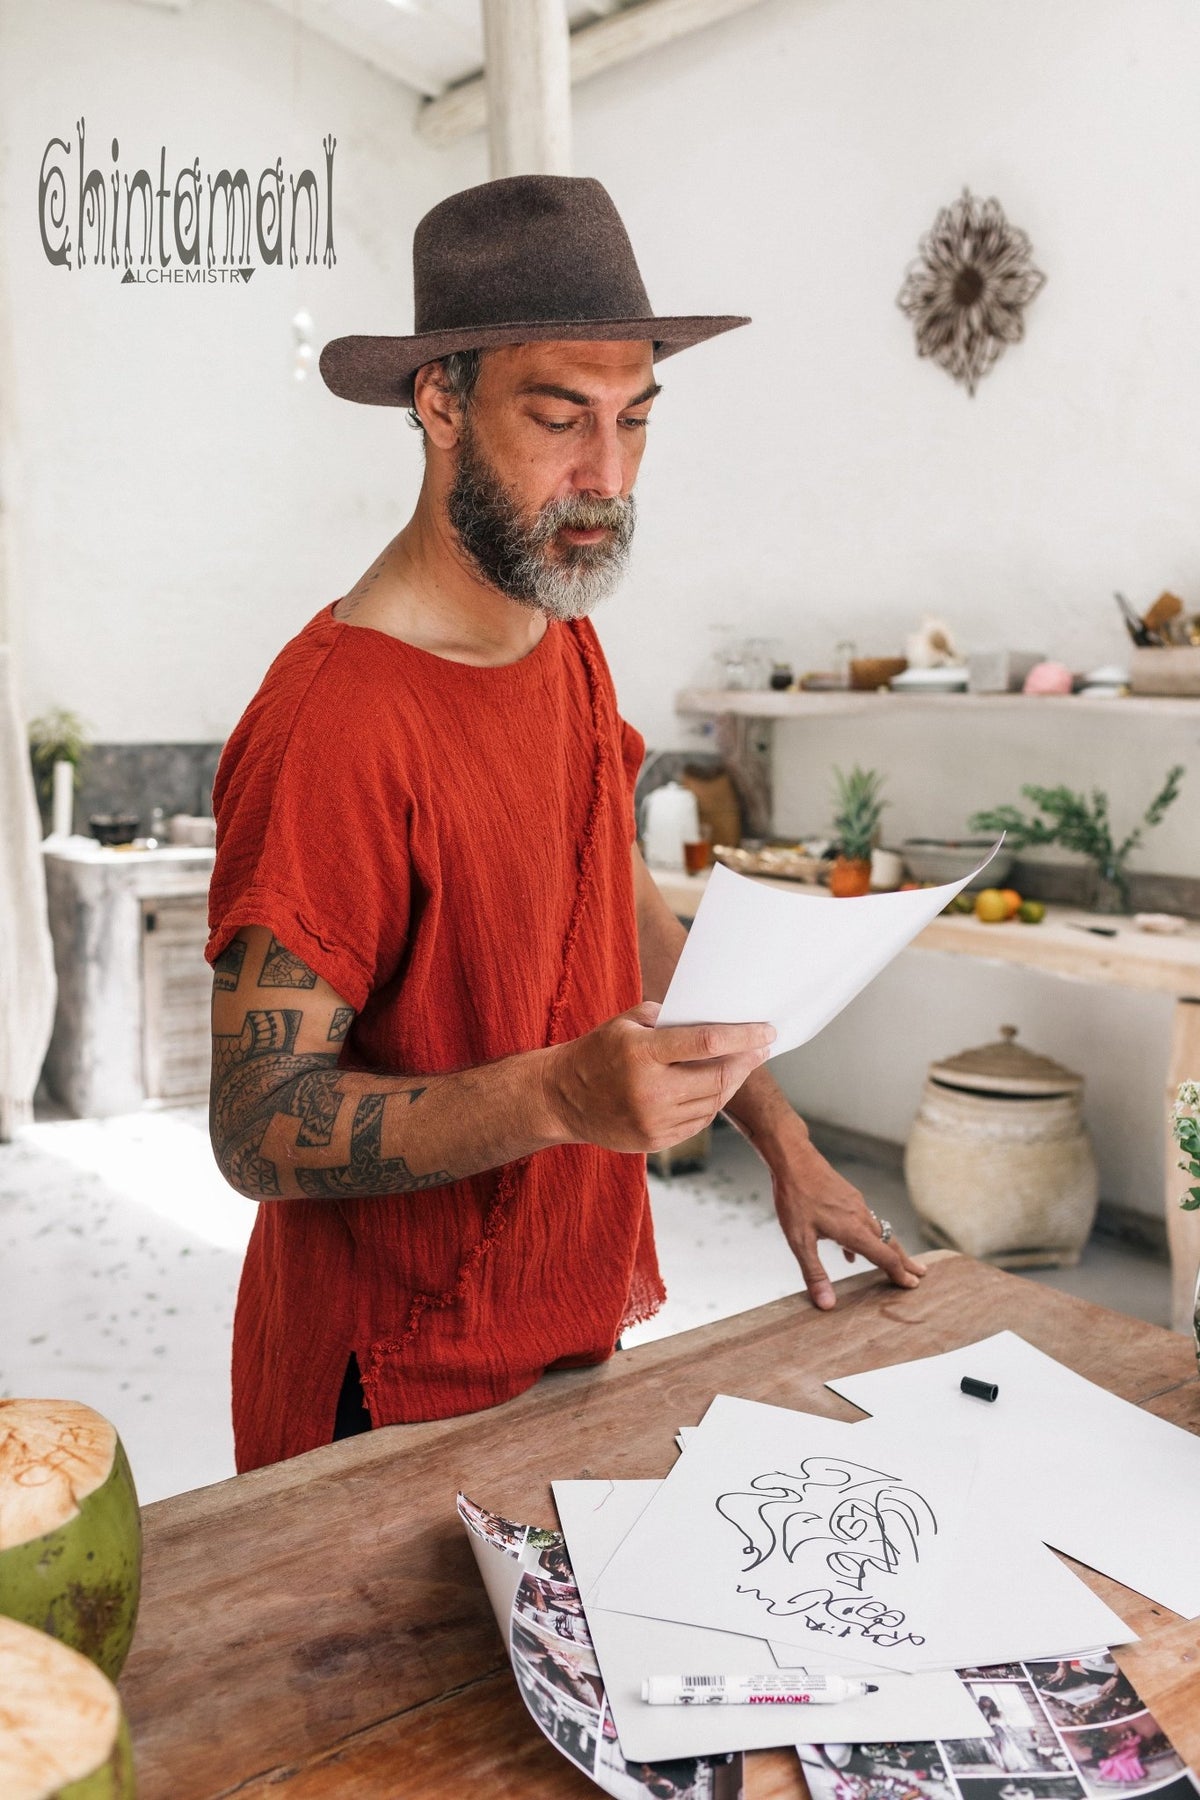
top-left (829, 856), bottom-right (872, 897)
top-left (904, 1027), bottom-right (1099, 1267)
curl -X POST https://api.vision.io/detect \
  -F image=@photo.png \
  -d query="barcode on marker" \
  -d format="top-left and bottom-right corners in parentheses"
top-left (681, 1676), bottom-right (723, 1687)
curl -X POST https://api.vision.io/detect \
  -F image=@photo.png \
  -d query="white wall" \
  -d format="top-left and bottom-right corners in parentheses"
top-left (4, 0), bottom-right (1195, 1213)
top-left (567, 0), bottom-right (1200, 1215)
top-left (0, 0), bottom-right (482, 738)
top-left (577, 0), bottom-right (1200, 819)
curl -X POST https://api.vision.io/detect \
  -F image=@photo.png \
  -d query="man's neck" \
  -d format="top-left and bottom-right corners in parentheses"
top-left (332, 485), bottom-right (549, 668)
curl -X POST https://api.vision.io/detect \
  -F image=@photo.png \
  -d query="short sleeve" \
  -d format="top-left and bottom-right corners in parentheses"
top-left (207, 660), bottom-right (412, 1014)
top-left (619, 715), bottom-right (645, 846)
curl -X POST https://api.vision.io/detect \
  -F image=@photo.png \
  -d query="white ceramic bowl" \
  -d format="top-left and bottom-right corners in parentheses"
top-left (902, 837), bottom-right (1014, 889)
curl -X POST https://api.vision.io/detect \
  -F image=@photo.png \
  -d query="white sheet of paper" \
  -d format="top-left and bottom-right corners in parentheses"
top-left (554, 1479), bottom-right (989, 1761)
top-left (763, 1512), bottom-right (1135, 1674)
top-left (827, 1330), bottom-right (1200, 1617)
top-left (589, 1396), bottom-right (973, 1669)
top-left (655, 842), bottom-right (1001, 1057)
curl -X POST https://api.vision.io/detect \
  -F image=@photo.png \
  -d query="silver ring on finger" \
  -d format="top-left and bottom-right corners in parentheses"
top-left (877, 1216), bottom-right (894, 1244)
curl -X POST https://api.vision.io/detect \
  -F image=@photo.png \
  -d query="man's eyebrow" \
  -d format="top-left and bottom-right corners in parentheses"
top-left (516, 380), bottom-right (663, 408)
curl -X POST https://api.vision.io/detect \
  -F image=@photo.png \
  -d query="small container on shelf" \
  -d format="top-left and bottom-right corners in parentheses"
top-left (1129, 646), bottom-right (1200, 697)
top-left (849, 656), bottom-right (908, 691)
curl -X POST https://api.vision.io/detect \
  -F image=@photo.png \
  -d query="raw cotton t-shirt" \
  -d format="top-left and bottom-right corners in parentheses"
top-left (207, 603), bottom-right (665, 1471)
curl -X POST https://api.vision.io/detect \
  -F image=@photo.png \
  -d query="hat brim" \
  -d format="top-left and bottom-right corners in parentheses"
top-left (318, 314), bottom-right (750, 407)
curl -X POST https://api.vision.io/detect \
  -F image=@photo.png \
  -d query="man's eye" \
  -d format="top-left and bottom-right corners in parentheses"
top-left (620, 416), bottom-right (650, 430)
top-left (538, 418), bottom-right (576, 433)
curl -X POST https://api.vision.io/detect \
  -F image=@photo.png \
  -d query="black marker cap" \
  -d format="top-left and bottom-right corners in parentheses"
top-left (961, 1376), bottom-right (999, 1402)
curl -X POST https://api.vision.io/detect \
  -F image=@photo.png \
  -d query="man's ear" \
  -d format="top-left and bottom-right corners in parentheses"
top-left (412, 362), bottom-right (464, 451)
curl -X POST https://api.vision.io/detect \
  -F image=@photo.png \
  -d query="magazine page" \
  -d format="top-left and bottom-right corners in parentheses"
top-left (798, 1652), bottom-right (1198, 1800)
top-left (459, 1494), bottom-right (744, 1800)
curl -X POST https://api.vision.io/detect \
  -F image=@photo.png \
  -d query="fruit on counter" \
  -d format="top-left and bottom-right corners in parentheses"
top-left (950, 891), bottom-right (975, 913)
top-left (0, 1400), bottom-right (141, 1678)
top-left (1018, 899), bottom-right (1047, 923)
top-left (0, 1615), bottom-right (135, 1799)
top-left (974, 888), bottom-right (1010, 923)
top-left (999, 888), bottom-right (1023, 919)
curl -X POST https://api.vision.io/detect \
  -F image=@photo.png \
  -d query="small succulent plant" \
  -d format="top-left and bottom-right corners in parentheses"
top-left (831, 766), bottom-right (887, 864)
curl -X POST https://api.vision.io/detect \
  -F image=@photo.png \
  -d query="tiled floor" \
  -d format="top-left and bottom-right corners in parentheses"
top-left (0, 1108), bottom-right (1172, 1505)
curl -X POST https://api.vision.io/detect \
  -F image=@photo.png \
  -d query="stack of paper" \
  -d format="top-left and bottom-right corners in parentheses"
top-left (560, 1391), bottom-right (1131, 1762)
top-left (461, 1334), bottom-right (1200, 1788)
top-left (826, 1329), bottom-right (1200, 1617)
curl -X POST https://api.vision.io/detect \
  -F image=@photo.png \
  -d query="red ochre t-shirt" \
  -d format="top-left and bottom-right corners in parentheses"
top-left (207, 603), bottom-right (665, 1471)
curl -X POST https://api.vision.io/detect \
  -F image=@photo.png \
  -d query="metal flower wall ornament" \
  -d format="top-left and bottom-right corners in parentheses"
top-left (897, 189), bottom-right (1046, 395)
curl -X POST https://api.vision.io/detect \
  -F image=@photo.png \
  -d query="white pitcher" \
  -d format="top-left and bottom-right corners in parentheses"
top-left (642, 782), bottom-right (700, 871)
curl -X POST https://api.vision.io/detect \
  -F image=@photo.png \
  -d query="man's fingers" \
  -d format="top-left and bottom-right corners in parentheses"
top-left (793, 1235), bottom-right (836, 1311)
top-left (650, 1020), bottom-right (776, 1065)
top-left (848, 1222), bottom-right (926, 1289)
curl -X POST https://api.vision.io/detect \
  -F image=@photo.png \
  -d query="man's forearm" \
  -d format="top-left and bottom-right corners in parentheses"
top-left (211, 1013), bottom-right (563, 1201)
top-left (720, 1061), bottom-right (815, 1162)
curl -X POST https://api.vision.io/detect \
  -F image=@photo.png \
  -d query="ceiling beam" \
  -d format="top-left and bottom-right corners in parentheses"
top-left (419, 0), bottom-right (769, 147)
top-left (254, 0), bottom-right (450, 100)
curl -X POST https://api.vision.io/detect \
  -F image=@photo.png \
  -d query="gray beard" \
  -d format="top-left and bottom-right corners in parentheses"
top-left (446, 425), bottom-right (636, 621)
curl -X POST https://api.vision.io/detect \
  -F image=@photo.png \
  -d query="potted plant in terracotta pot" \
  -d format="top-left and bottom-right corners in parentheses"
top-left (829, 765), bottom-right (886, 897)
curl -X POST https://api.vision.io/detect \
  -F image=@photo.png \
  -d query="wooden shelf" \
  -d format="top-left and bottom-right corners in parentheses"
top-left (676, 686), bottom-right (1200, 720)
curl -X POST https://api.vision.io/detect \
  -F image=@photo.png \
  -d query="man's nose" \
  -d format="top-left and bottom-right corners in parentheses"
top-left (572, 424), bottom-right (625, 500)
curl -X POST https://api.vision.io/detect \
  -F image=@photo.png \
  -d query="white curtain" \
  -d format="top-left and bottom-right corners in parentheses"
top-left (0, 645), bottom-right (56, 1138)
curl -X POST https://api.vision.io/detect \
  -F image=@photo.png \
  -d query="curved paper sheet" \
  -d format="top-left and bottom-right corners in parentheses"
top-left (459, 1494), bottom-right (744, 1800)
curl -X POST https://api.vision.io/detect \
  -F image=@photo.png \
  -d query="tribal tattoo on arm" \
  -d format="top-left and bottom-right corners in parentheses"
top-left (209, 928), bottom-right (451, 1201)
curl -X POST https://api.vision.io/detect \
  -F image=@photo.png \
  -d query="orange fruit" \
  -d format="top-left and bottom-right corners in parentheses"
top-left (1000, 888), bottom-right (1022, 918)
top-left (974, 888), bottom-right (1009, 923)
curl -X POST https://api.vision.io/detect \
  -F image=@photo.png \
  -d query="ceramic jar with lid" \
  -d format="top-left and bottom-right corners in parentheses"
top-left (904, 1025), bottom-right (1099, 1268)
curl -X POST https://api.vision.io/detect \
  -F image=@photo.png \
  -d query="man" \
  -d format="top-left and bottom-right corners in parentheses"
top-left (207, 175), bottom-right (925, 1473)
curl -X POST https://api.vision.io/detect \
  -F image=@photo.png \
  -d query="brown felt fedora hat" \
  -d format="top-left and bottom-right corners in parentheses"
top-left (319, 174), bottom-right (749, 408)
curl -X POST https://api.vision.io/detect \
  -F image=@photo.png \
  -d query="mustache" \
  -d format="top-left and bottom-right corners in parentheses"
top-left (532, 494), bottom-right (634, 542)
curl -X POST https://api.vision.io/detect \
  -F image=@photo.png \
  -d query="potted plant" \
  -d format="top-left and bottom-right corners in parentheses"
top-left (830, 765), bottom-right (886, 897)
top-left (969, 765), bottom-right (1184, 913)
top-left (28, 708), bottom-right (90, 837)
top-left (1172, 1082), bottom-right (1200, 1371)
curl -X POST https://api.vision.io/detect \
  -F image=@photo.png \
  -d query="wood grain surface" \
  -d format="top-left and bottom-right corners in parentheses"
top-left (117, 1254), bottom-right (1200, 1798)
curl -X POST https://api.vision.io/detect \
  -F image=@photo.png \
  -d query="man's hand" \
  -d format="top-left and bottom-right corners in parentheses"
top-left (545, 1002), bottom-right (775, 1154)
top-left (767, 1129), bottom-right (927, 1311)
top-left (629, 840), bottom-right (928, 1310)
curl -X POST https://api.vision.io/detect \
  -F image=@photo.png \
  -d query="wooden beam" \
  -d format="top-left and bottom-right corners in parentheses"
top-left (481, 0), bottom-right (571, 176)
top-left (419, 0), bottom-right (770, 148)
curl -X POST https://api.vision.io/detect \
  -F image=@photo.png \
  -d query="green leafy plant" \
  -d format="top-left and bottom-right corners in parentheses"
top-left (969, 764), bottom-right (1184, 910)
top-left (28, 708), bottom-right (90, 811)
top-left (1173, 1083), bottom-right (1200, 1213)
top-left (831, 765), bottom-right (887, 863)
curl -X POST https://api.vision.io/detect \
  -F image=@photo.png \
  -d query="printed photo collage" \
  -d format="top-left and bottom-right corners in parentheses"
top-left (799, 1654), bottom-right (1197, 1800)
top-left (457, 1497), bottom-right (743, 1800)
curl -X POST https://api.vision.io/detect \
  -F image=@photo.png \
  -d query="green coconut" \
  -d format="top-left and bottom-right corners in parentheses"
top-left (0, 1400), bottom-right (141, 1678)
top-left (0, 1614), bottom-right (136, 1798)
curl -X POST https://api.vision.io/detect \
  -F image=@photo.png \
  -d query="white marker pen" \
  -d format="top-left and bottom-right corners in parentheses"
top-left (641, 1674), bottom-right (879, 1706)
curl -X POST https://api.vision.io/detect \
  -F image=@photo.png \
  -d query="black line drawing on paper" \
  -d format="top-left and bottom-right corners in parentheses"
top-left (716, 1458), bottom-right (938, 1648)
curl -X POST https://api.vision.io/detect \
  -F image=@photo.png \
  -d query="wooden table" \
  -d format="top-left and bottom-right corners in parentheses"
top-left (118, 1255), bottom-right (1200, 1798)
top-left (653, 867), bottom-right (1200, 1330)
